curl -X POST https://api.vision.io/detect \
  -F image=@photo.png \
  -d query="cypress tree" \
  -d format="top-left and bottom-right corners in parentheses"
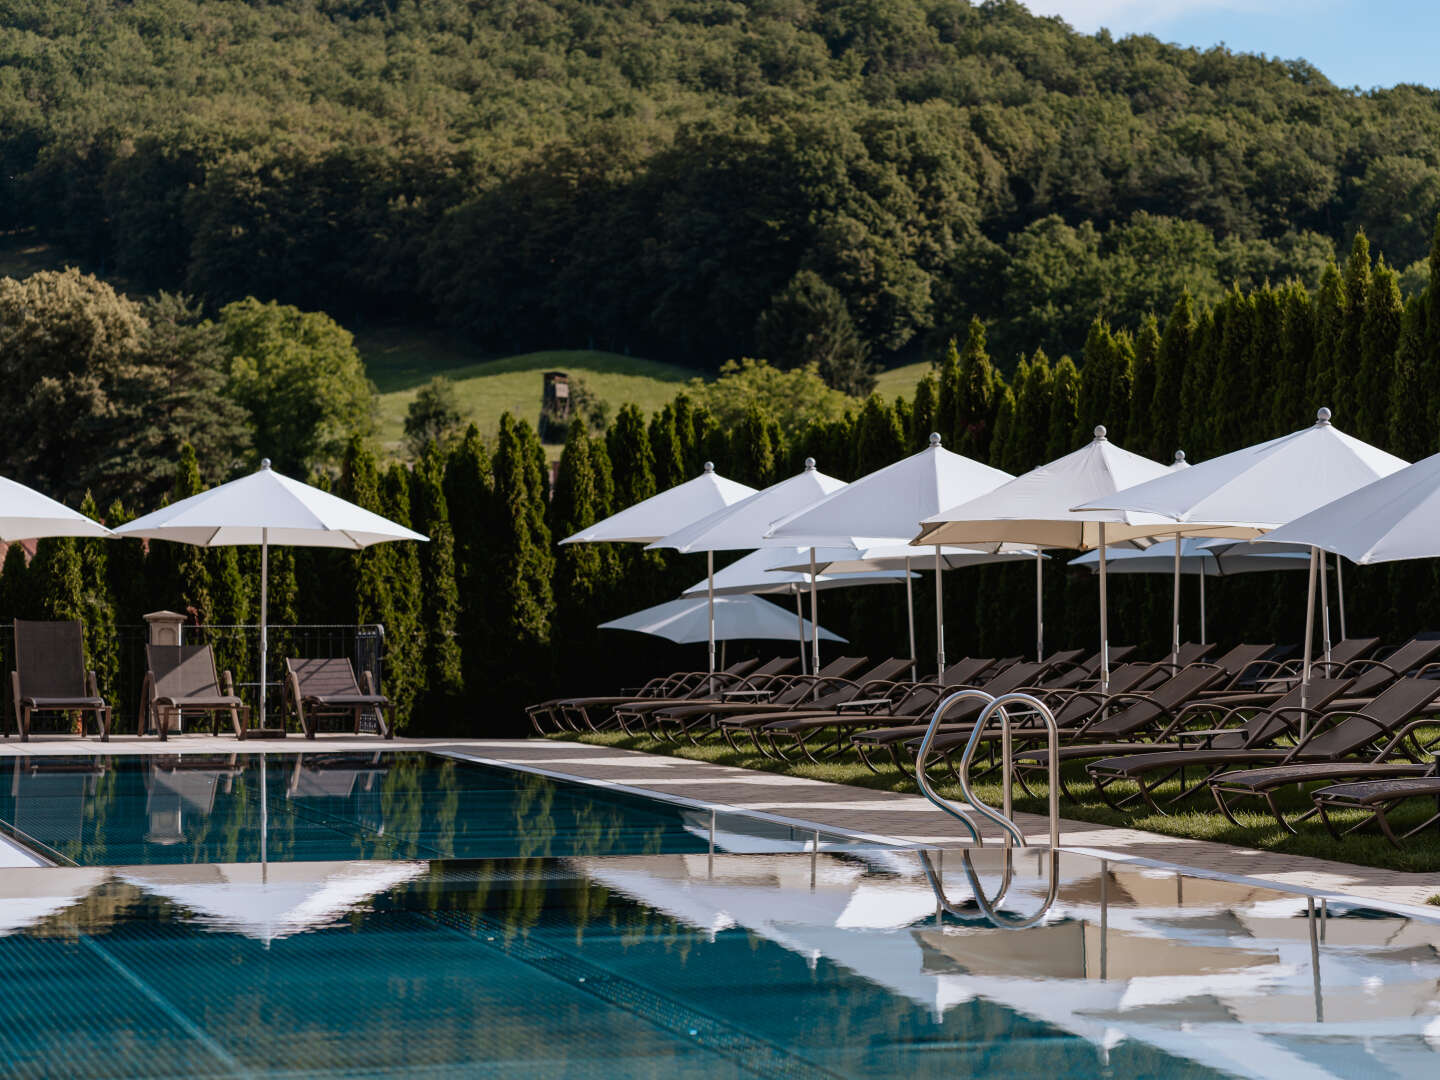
top-left (1274, 281), bottom-right (1316, 432)
top-left (953, 317), bottom-right (1004, 459)
top-left (550, 423), bottom-right (617, 691)
top-left (490, 413), bottom-right (555, 725)
top-left (1243, 284), bottom-right (1284, 445)
top-left (854, 395), bottom-right (906, 476)
top-left (730, 404), bottom-right (780, 487)
top-left (648, 403), bottom-right (685, 492)
top-left (444, 424), bottom-right (494, 700)
top-left (1106, 329), bottom-right (1135, 444)
top-left (934, 336), bottom-right (961, 450)
top-left (1151, 291), bottom-right (1196, 460)
top-left (1308, 261), bottom-right (1346, 410)
top-left (0, 542), bottom-right (33, 622)
top-left (987, 383), bottom-right (1017, 472)
top-left (1338, 233), bottom-right (1371, 408)
top-left (1208, 285), bottom-right (1253, 453)
top-left (1008, 350), bottom-right (1053, 472)
top-left (1075, 318), bottom-right (1115, 444)
top-left (340, 436), bottom-right (389, 629)
top-left (1427, 212), bottom-right (1440, 355)
top-left (606, 404), bottom-right (655, 508)
top-left (1179, 306), bottom-right (1218, 457)
top-left (378, 463), bottom-right (424, 733)
top-left (910, 373), bottom-right (939, 451)
top-left (1358, 257), bottom-right (1403, 445)
top-left (105, 500), bottom-right (147, 627)
top-left (1129, 314), bottom-right (1160, 456)
top-left (163, 443), bottom-right (212, 624)
top-left (411, 445), bottom-right (464, 722)
top-left (671, 393), bottom-right (701, 474)
top-left (892, 394), bottom-right (913, 448)
top-left (1046, 356), bottom-right (1081, 459)
top-left (30, 537), bottom-right (83, 623)
top-left (1388, 294), bottom-right (1432, 461)
top-left (76, 491), bottom-right (118, 703)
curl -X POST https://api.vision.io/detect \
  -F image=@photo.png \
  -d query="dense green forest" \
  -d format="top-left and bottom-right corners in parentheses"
top-left (5, 0), bottom-right (1440, 378)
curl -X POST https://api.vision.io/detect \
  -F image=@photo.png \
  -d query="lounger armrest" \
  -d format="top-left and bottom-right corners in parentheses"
top-left (1286, 707), bottom-right (1394, 761)
top-left (833, 698), bottom-right (893, 713)
top-left (1373, 718), bottom-right (1440, 763)
top-left (1154, 699), bottom-right (1252, 740)
top-left (1412, 662), bottom-right (1440, 679)
top-left (1340, 657), bottom-right (1401, 679)
top-left (87, 670), bottom-right (101, 699)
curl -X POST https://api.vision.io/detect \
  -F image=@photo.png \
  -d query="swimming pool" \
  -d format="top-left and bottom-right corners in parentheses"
top-left (0, 752), bottom-right (1436, 1078)
top-left (0, 752), bottom-right (858, 866)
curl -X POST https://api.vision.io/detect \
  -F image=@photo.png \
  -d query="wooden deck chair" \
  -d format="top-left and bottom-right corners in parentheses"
top-left (141, 644), bottom-right (254, 741)
top-left (284, 657), bottom-right (394, 739)
top-left (9, 620), bottom-right (110, 742)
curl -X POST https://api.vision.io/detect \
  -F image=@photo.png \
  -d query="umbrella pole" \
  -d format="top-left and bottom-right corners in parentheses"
top-left (1171, 534), bottom-right (1182, 672)
top-left (1098, 524), bottom-right (1109, 694)
top-left (1199, 569), bottom-right (1206, 644)
top-left (1034, 548), bottom-right (1044, 663)
top-left (1319, 550), bottom-right (1332, 667)
top-left (1301, 547), bottom-right (1319, 725)
top-left (260, 529), bottom-right (269, 730)
top-left (707, 550), bottom-right (716, 694)
top-left (905, 557), bottom-right (917, 681)
top-left (794, 591), bottom-right (807, 675)
top-left (1336, 557), bottom-right (1347, 640)
top-left (934, 545), bottom-right (945, 678)
top-left (809, 548), bottom-right (820, 674)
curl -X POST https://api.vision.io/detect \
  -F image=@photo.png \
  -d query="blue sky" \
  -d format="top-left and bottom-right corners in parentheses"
top-left (1027, 1), bottom-right (1440, 90)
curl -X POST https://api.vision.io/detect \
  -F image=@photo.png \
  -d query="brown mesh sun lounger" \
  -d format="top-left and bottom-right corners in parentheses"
top-left (284, 657), bottom-right (394, 740)
top-left (701, 658), bottom-right (916, 746)
top-left (1205, 678), bottom-right (1440, 832)
top-left (141, 644), bottom-right (253, 740)
top-left (9, 620), bottom-right (111, 742)
top-left (555, 657), bottom-right (798, 734)
top-left (639, 656), bottom-right (876, 730)
top-left (1311, 771), bottom-right (1440, 846)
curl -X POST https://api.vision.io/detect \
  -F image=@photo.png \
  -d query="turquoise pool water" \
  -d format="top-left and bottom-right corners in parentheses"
top-left (0, 752), bottom-right (842, 866)
top-left (1, 847), bottom-right (1437, 1078)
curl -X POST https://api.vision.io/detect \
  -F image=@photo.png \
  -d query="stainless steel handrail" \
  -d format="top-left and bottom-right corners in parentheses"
top-left (956, 692), bottom-right (1061, 851)
top-left (914, 689), bottom-right (996, 844)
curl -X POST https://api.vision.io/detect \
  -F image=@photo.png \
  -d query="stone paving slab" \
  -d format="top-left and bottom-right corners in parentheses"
top-left (3, 733), bottom-right (1438, 909)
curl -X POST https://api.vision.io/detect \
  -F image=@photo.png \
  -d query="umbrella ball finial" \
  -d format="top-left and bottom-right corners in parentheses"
top-left (803, 457), bottom-right (816, 470)
top-left (928, 432), bottom-right (942, 447)
top-left (703, 461), bottom-right (714, 473)
top-left (260, 458), bottom-right (272, 470)
top-left (1093, 425), bottom-right (1107, 440)
top-left (1316, 406), bottom-right (1332, 425)
top-left (1173, 450), bottom-right (1186, 464)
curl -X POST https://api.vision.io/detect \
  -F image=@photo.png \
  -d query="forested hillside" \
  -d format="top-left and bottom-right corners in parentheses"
top-left (5, 0), bottom-right (1440, 375)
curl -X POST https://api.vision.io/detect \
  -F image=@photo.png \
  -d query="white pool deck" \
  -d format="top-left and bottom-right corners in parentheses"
top-left (2, 733), bottom-right (1438, 912)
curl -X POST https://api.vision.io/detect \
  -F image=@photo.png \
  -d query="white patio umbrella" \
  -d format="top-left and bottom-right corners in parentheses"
top-left (768, 543), bottom-right (1041, 674)
top-left (561, 461), bottom-right (756, 679)
top-left (0, 476), bottom-right (114, 539)
top-left (114, 459), bottom-right (427, 730)
top-left (648, 460), bottom-right (841, 678)
top-left (679, 547), bottom-right (909, 670)
top-left (1079, 408), bottom-right (1408, 713)
top-left (915, 427), bottom-right (1188, 690)
top-left (765, 434), bottom-right (1013, 676)
top-left (599, 594), bottom-right (845, 646)
top-left (1069, 538), bottom-right (1316, 642)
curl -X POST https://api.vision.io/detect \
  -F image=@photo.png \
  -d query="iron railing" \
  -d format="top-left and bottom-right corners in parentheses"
top-left (0, 622), bottom-right (384, 734)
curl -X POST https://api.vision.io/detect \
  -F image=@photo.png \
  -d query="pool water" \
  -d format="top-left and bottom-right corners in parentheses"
top-left (0, 752), bottom-right (841, 866)
top-left (1, 847), bottom-right (1437, 1078)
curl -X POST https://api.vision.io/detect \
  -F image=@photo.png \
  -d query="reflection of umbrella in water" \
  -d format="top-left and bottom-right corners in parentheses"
top-left (915, 920), bottom-right (1278, 980)
top-left (120, 861), bottom-right (426, 943)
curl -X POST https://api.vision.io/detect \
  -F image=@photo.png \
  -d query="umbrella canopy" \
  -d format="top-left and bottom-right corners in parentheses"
top-left (599, 595), bottom-right (845, 644)
top-left (680, 548), bottom-right (910, 598)
top-left (0, 476), bottom-right (113, 540)
top-left (769, 543), bottom-right (1038, 575)
top-left (560, 462), bottom-right (755, 545)
top-left (914, 427), bottom-right (1180, 684)
top-left (765, 434), bottom-right (1012, 674)
top-left (1069, 538), bottom-right (1314, 577)
top-left (115, 459), bottom-right (427, 729)
top-left (648, 459), bottom-right (843, 678)
top-left (914, 427), bottom-right (1183, 549)
top-left (1077, 409), bottom-right (1407, 533)
top-left (1257, 446), bottom-right (1440, 564)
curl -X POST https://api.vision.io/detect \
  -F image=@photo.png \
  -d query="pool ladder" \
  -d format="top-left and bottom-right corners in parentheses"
top-left (914, 689), bottom-right (1062, 927)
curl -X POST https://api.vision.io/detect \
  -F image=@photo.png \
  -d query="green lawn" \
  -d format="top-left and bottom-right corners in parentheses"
top-left (560, 731), bottom-right (1440, 875)
top-left (872, 360), bottom-right (930, 402)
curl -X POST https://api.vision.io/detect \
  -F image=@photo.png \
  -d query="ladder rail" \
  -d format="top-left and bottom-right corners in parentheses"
top-left (914, 688), bottom-right (996, 844)
top-left (956, 692), bottom-right (1061, 852)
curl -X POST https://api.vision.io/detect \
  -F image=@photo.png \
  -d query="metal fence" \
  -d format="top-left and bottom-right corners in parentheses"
top-left (0, 622), bottom-right (385, 734)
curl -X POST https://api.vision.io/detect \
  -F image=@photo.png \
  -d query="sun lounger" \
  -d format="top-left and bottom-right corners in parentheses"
top-left (1311, 772), bottom-right (1440, 846)
top-left (284, 657), bottom-right (394, 739)
top-left (556, 657), bottom-right (798, 733)
top-left (639, 656), bottom-right (879, 731)
top-left (141, 644), bottom-right (256, 740)
top-left (1205, 678), bottom-right (1440, 831)
top-left (9, 620), bottom-right (111, 742)
top-left (528, 656), bottom-right (771, 733)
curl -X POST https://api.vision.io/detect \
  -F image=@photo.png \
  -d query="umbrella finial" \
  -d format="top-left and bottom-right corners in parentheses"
top-left (703, 461), bottom-right (714, 474)
top-left (1093, 425), bottom-right (1107, 441)
top-left (1316, 406), bottom-right (1332, 425)
top-left (928, 432), bottom-right (941, 447)
top-left (260, 458), bottom-right (271, 470)
top-left (1173, 450), bottom-right (1186, 464)
top-left (803, 457), bottom-right (816, 471)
